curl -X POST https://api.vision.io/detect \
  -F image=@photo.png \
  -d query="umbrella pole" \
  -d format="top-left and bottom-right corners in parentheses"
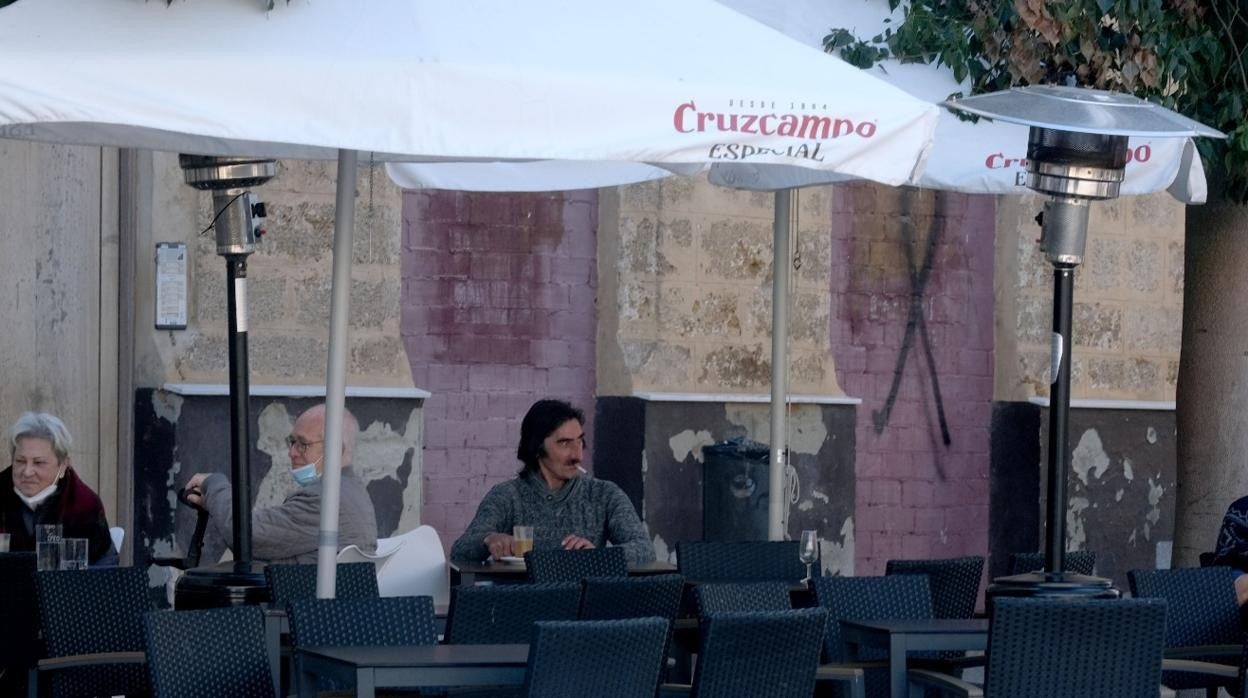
top-left (315, 148), bottom-right (359, 599)
top-left (768, 189), bottom-right (792, 541)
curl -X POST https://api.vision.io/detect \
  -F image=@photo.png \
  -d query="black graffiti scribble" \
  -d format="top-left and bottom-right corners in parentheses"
top-left (871, 194), bottom-right (952, 447)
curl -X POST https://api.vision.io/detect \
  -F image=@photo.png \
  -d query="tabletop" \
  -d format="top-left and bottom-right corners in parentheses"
top-left (299, 643), bottom-right (529, 668)
top-left (296, 643), bottom-right (529, 698)
top-left (449, 559), bottom-right (678, 576)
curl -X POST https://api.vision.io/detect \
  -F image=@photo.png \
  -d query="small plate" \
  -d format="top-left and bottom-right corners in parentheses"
top-left (496, 556), bottom-right (526, 565)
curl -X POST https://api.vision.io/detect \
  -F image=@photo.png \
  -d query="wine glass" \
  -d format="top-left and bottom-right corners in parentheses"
top-left (799, 530), bottom-right (819, 583)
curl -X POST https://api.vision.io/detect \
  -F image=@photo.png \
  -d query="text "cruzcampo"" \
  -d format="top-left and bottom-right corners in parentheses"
top-left (673, 101), bottom-right (877, 141)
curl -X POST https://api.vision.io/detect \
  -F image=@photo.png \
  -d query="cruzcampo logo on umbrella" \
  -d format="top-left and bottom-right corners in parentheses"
top-left (674, 99), bottom-right (878, 164)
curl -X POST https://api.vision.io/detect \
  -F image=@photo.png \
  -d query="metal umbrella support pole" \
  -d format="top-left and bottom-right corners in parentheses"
top-left (173, 155), bottom-right (276, 608)
top-left (315, 148), bottom-right (359, 599)
top-left (768, 189), bottom-right (793, 541)
top-left (942, 86), bottom-right (1225, 602)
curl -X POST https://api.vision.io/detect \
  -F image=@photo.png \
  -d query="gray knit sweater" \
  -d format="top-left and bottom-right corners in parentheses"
top-left (450, 472), bottom-right (655, 564)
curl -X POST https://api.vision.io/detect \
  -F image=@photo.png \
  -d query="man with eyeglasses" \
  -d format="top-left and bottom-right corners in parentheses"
top-left (450, 399), bottom-right (655, 564)
top-left (184, 403), bottom-right (378, 564)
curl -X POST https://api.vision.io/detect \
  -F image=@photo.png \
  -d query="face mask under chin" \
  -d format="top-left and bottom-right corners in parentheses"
top-left (291, 458), bottom-right (323, 486)
top-left (17, 481), bottom-right (60, 510)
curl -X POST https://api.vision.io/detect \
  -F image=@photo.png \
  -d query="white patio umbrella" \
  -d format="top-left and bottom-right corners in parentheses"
top-left (0, 0), bottom-right (938, 596)
top-left (390, 0), bottom-right (1212, 549)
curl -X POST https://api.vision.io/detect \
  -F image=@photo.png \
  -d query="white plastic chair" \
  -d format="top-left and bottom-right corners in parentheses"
top-left (109, 526), bottom-right (125, 554)
top-left (373, 525), bottom-right (449, 605)
top-left (336, 543), bottom-right (399, 578)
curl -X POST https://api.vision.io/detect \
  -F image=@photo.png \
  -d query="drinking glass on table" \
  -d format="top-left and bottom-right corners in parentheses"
top-left (513, 526), bottom-right (535, 556)
top-left (799, 530), bottom-right (819, 583)
top-left (0, 532), bottom-right (10, 553)
top-left (59, 538), bottom-right (88, 570)
top-left (37, 524), bottom-right (63, 571)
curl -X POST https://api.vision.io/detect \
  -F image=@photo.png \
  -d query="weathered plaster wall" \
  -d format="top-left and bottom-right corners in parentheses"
top-left (1042, 409), bottom-right (1177, 587)
top-left (594, 397), bottom-right (856, 575)
top-left (400, 189), bottom-right (598, 549)
top-left (829, 184), bottom-right (997, 575)
top-left (599, 176), bottom-right (839, 395)
top-left (134, 390), bottom-right (423, 572)
top-left (0, 142), bottom-right (118, 506)
top-left (994, 192), bottom-right (1184, 402)
top-left (134, 155), bottom-right (412, 388)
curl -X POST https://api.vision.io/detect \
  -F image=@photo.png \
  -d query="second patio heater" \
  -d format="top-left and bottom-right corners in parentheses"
top-left (945, 86), bottom-right (1225, 601)
top-left (172, 155), bottom-right (278, 609)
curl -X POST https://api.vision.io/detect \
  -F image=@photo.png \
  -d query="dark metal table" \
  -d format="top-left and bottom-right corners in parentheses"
top-left (841, 618), bottom-right (988, 698)
top-left (296, 643), bottom-right (528, 698)
top-left (449, 559), bottom-right (677, 585)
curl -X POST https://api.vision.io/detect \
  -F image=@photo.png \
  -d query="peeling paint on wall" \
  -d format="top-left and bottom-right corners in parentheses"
top-left (1071, 429), bottom-right (1110, 485)
top-left (652, 533), bottom-right (676, 564)
top-left (153, 390), bottom-right (184, 424)
top-left (821, 517), bottom-right (855, 576)
top-left (1123, 457), bottom-right (1134, 482)
top-left (1146, 476), bottom-right (1165, 528)
top-left (723, 403), bottom-right (828, 455)
top-left (1066, 496), bottom-right (1090, 550)
top-left (669, 429), bottom-right (714, 463)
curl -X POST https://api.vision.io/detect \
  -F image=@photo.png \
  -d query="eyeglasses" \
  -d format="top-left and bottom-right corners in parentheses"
top-left (285, 435), bottom-right (323, 454)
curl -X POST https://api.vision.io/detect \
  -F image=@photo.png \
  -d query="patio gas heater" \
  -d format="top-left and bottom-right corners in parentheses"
top-left (172, 155), bottom-right (277, 609)
top-left (944, 86), bottom-right (1224, 601)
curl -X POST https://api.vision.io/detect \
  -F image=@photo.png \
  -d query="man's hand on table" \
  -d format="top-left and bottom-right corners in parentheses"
top-left (484, 533), bottom-right (516, 559)
top-left (561, 534), bottom-right (594, 551)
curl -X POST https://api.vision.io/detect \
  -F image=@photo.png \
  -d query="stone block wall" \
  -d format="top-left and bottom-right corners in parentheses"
top-left (137, 155), bottom-right (411, 388)
top-left (828, 184), bottom-right (997, 574)
top-left (400, 189), bottom-right (598, 548)
top-left (995, 192), bottom-right (1184, 402)
top-left (598, 176), bottom-right (840, 396)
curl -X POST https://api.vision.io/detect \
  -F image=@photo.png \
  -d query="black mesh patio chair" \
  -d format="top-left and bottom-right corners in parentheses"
top-left (1007, 550), bottom-right (1097, 576)
top-left (676, 540), bottom-right (805, 583)
top-left (287, 596), bottom-right (438, 696)
top-left (264, 561), bottom-right (379, 608)
top-left (523, 618), bottom-right (668, 698)
top-left (1129, 566), bottom-right (1241, 696)
top-left (144, 605), bottom-right (274, 698)
top-left (660, 608), bottom-right (826, 698)
top-left (812, 574), bottom-right (933, 698)
top-left (813, 574), bottom-right (934, 664)
top-left (445, 582), bottom-right (581, 645)
top-left (579, 574), bottom-right (684, 622)
top-left (0, 553), bottom-right (39, 697)
top-left (579, 574), bottom-right (685, 688)
top-left (885, 556), bottom-right (984, 620)
top-left (910, 597), bottom-right (1167, 698)
top-left (524, 547), bottom-right (627, 583)
top-left (693, 581), bottom-right (791, 616)
top-left (33, 566), bottom-right (152, 698)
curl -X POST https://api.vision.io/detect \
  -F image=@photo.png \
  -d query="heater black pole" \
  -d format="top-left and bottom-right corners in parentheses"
top-left (1045, 265), bottom-right (1075, 575)
top-left (225, 254), bottom-right (253, 570)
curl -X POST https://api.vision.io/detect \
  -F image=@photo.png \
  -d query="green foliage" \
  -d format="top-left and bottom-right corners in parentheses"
top-left (826, 1), bottom-right (1248, 202)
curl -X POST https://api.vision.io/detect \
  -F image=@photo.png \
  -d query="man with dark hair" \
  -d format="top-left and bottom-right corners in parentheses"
top-left (450, 399), bottom-right (655, 563)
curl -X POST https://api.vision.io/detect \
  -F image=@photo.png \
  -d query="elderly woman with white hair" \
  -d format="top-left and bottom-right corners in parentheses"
top-left (0, 412), bottom-right (118, 566)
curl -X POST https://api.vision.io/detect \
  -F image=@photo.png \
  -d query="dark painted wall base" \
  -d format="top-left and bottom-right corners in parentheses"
top-left (595, 396), bottom-right (857, 574)
top-left (133, 388), bottom-right (424, 571)
top-left (989, 401), bottom-right (1177, 589)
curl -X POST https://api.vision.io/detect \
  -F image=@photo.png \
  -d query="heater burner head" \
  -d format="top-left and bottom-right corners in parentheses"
top-left (179, 155), bottom-right (278, 191)
top-left (1027, 128), bottom-right (1129, 200)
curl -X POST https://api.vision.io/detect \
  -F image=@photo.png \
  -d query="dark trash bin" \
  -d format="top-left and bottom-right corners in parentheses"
top-left (701, 437), bottom-right (769, 542)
